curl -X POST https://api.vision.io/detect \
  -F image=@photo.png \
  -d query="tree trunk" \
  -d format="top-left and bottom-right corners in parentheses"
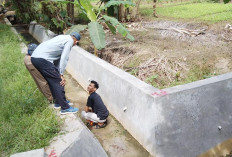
top-left (67, 0), bottom-right (74, 24)
top-left (118, 4), bottom-right (126, 22)
top-left (131, 0), bottom-right (142, 21)
top-left (153, 0), bottom-right (158, 17)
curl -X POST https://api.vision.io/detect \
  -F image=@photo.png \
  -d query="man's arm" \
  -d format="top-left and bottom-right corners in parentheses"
top-left (59, 40), bottom-right (73, 75)
top-left (53, 59), bottom-right (60, 70)
top-left (85, 106), bottom-right (92, 112)
top-left (86, 96), bottom-right (93, 112)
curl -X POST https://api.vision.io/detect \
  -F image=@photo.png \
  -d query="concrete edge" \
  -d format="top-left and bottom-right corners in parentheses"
top-left (45, 113), bottom-right (108, 157)
top-left (10, 149), bottom-right (45, 157)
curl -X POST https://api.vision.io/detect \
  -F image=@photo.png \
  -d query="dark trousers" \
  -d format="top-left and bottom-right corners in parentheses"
top-left (31, 57), bottom-right (70, 110)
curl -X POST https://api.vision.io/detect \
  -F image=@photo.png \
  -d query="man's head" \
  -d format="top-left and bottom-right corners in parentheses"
top-left (87, 80), bottom-right (99, 93)
top-left (70, 32), bottom-right (81, 46)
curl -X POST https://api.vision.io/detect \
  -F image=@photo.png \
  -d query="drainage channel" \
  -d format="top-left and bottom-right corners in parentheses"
top-left (65, 73), bottom-right (150, 157)
top-left (13, 23), bottom-right (150, 157)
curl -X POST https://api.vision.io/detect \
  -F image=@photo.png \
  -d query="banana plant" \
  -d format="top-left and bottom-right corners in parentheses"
top-left (51, 0), bottom-right (135, 50)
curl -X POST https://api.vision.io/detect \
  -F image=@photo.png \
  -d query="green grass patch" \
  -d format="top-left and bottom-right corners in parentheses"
top-left (0, 24), bottom-right (61, 156)
top-left (142, 63), bottom-right (214, 89)
top-left (140, 2), bottom-right (232, 22)
top-left (168, 64), bottom-right (214, 88)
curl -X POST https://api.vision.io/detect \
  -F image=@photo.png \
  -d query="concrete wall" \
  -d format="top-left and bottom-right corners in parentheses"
top-left (45, 114), bottom-right (108, 157)
top-left (61, 125), bottom-right (108, 157)
top-left (66, 47), bottom-right (232, 157)
top-left (29, 23), bottom-right (232, 157)
top-left (29, 21), bottom-right (56, 43)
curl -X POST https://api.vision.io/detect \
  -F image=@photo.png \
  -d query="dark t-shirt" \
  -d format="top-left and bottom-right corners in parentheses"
top-left (86, 92), bottom-right (109, 120)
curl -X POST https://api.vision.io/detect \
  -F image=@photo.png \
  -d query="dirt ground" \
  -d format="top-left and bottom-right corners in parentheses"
top-left (64, 73), bottom-right (151, 157)
top-left (80, 20), bottom-right (232, 89)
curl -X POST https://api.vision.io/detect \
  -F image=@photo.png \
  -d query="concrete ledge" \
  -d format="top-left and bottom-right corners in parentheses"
top-left (10, 149), bottom-right (44, 157)
top-left (61, 121), bottom-right (107, 157)
top-left (29, 21), bottom-right (56, 43)
top-left (45, 114), bottom-right (107, 157)
top-left (29, 23), bottom-right (232, 157)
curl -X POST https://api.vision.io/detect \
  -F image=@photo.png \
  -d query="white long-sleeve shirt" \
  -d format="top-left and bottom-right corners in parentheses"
top-left (31, 35), bottom-right (74, 75)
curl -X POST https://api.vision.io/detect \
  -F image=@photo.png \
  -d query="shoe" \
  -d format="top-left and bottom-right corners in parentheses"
top-left (60, 107), bottom-right (79, 115)
top-left (54, 100), bottom-right (74, 109)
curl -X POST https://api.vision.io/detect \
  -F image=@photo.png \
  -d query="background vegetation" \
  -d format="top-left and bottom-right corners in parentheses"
top-left (0, 24), bottom-right (61, 156)
top-left (140, 1), bottom-right (232, 22)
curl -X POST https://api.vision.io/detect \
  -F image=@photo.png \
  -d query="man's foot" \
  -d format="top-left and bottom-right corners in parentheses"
top-left (94, 122), bottom-right (107, 129)
top-left (60, 107), bottom-right (79, 115)
top-left (54, 100), bottom-right (73, 109)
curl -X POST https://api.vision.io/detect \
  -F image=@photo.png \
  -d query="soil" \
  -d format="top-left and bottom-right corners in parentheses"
top-left (64, 73), bottom-right (151, 157)
top-left (79, 20), bottom-right (232, 89)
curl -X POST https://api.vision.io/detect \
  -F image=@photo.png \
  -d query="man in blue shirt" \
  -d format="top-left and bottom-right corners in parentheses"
top-left (31, 32), bottom-right (80, 114)
top-left (81, 81), bottom-right (109, 129)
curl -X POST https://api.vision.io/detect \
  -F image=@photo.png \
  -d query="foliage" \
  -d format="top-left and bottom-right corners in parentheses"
top-left (10, 0), bottom-right (134, 49)
top-left (101, 0), bottom-right (135, 10)
top-left (146, 74), bottom-right (159, 85)
top-left (223, 0), bottom-right (231, 3)
top-left (79, 0), bottom-right (97, 21)
top-left (64, 0), bottom-right (135, 50)
top-left (65, 24), bottom-right (87, 34)
top-left (103, 15), bottom-right (134, 40)
top-left (40, 0), bottom-right (72, 34)
top-left (88, 21), bottom-right (106, 49)
top-left (9, 0), bottom-right (72, 33)
top-left (9, 0), bottom-right (39, 23)
top-left (0, 24), bottom-right (62, 156)
top-left (140, 2), bottom-right (232, 23)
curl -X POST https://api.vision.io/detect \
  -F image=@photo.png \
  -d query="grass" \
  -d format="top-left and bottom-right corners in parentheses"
top-left (140, 2), bottom-right (232, 22)
top-left (142, 67), bottom-right (213, 89)
top-left (0, 24), bottom-right (61, 156)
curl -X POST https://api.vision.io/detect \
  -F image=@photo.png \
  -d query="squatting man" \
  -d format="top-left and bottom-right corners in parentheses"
top-left (81, 81), bottom-right (109, 129)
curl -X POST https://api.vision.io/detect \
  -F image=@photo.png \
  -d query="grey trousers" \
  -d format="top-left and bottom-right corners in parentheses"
top-left (24, 55), bottom-right (53, 103)
top-left (81, 111), bottom-right (106, 123)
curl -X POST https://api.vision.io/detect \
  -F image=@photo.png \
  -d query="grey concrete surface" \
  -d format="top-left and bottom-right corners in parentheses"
top-left (61, 126), bottom-right (108, 157)
top-left (29, 21), bottom-right (56, 43)
top-left (29, 23), bottom-right (232, 157)
top-left (10, 149), bottom-right (44, 157)
top-left (45, 113), bottom-right (108, 157)
top-left (66, 46), bottom-right (232, 157)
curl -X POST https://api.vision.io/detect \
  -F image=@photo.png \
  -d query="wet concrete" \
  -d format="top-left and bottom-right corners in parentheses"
top-left (64, 73), bottom-right (151, 157)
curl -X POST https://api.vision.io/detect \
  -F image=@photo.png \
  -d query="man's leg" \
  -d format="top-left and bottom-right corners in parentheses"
top-left (81, 111), bottom-right (106, 123)
top-left (24, 55), bottom-right (53, 103)
top-left (31, 57), bottom-right (70, 110)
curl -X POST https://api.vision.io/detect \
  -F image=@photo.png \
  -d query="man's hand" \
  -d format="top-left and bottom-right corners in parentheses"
top-left (60, 75), bottom-right (66, 86)
top-left (85, 106), bottom-right (92, 112)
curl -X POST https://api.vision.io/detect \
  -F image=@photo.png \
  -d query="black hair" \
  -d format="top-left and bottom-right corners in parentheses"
top-left (91, 80), bottom-right (99, 89)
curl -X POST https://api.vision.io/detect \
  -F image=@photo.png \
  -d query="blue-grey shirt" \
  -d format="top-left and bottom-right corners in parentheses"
top-left (31, 35), bottom-right (74, 75)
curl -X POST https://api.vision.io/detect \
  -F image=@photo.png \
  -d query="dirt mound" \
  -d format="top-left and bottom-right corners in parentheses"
top-left (128, 20), bottom-right (230, 45)
top-left (81, 20), bottom-right (232, 89)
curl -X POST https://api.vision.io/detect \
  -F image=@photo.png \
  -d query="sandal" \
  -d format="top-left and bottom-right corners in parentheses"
top-left (95, 123), bottom-right (106, 129)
